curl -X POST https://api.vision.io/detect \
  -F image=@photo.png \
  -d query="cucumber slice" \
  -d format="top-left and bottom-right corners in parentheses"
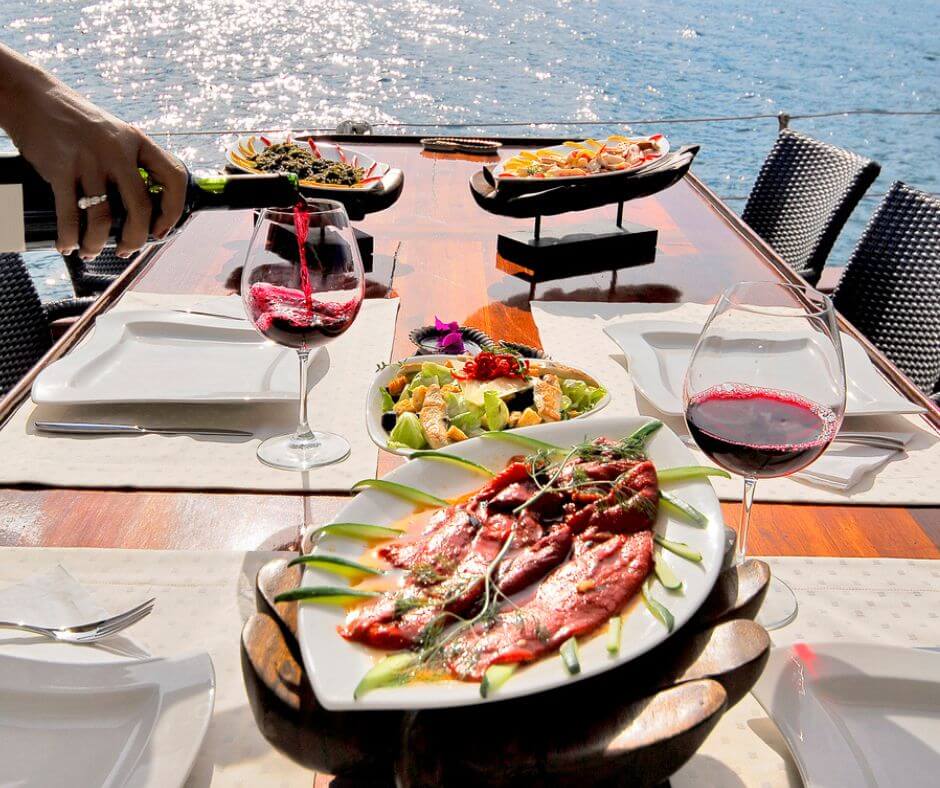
top-left (352, 479), bottom-right (448, 508)
top-left (642, 581), bottom-right (675, 632)
top-left (273, 586), bottom-right (380, 605)
top-left (654, 534), bottom-right (703, 562)
top-left (606, 616), bottom-right (622, 656)
top-left (480, 663), bottom-right (518, 698)
top-left (353, 653), bottom-right (418, 700)
top-left (480, 431), bottom-right (565, 453)
top-left (560, 637), bottom-right (581, 675)
top-left (410, 451), bottom-right (495, 477)
top-left (660, 492), bottom-right (708, 526)
top-left (288, 554), bottom-right (383, 580)
top-left (653, 551), bottom-right (683, 590)
top-left (311, 522), bottom-right (404, 542)
top-left (658, 466), bottom-right (731, 484)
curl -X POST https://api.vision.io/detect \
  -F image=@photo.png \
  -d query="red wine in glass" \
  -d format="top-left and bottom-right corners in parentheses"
top-left (686, 384), bottom-right (837, 478)
top-left (241, 199), bottom-right (366, 470)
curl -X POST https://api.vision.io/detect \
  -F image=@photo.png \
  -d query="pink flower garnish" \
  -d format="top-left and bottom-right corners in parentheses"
top-left (434, 316), bottom-right (465, 353)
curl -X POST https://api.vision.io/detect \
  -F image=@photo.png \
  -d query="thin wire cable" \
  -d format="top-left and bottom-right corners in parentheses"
top-left (12, 107), bottom-right (925, 139)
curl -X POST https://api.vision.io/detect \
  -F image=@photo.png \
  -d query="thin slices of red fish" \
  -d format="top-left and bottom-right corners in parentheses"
top-left (444, 530), bottom-right (654, 680)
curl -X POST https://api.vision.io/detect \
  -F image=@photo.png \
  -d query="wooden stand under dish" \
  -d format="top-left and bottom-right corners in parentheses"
top-left (240, 553), bottom-right (769, 786)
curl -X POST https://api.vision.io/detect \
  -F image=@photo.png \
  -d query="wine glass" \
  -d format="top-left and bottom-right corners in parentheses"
top-left (241, 199), bottom-right (364, 470)
top-left (683, 282), bottom-right (846, 629)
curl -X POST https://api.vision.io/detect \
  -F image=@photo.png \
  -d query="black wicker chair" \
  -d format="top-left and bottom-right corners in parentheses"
top-left (64, 246), bottom-right (138, 296)
top-left (832, 182), bottom-right (940, 398)
top-left (742, 128), bottom-right (881, 286)
top-left (0, 253), bottom-right (95, 396)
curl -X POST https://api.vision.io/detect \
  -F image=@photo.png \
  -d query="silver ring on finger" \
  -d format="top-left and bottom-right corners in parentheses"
top-left (77, 194), bottom-right (109, 210)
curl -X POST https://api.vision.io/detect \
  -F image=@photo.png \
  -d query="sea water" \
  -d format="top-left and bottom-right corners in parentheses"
top-left (2, 0), bottom-right (937, 298)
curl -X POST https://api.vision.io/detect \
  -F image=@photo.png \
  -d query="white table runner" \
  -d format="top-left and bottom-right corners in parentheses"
top-left (0, 293), bottom-right (399, 492)
top-left (1, 548), bottom-right (936, 787)
top-left (532, 301), bottom-right (940, 504)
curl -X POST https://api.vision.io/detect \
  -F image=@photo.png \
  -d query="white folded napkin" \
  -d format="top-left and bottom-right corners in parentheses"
top-left (0, 565), bottom-right (149, 661)
top-left (795, 432), bottom-right (915, 490)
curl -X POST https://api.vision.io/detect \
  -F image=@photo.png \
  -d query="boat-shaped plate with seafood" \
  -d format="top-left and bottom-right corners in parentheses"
top-left (492, 134), bottom-right (670, 188)
top-left (366, 352), bottom-right (610, 456)
top-left (226, 133), bottom-right (390, 191)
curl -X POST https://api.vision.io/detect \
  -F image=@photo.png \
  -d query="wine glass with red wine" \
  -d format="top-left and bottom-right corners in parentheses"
top-left (241, 200), bottom-right (364, 470)
top-left (683, 282), bottom-right (846, 629)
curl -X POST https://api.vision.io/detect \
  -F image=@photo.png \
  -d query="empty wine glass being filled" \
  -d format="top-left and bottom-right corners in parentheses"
top-left (683, 281), bottom-right (847, 629)
top-left (241, 199), bottom-right (365, 471)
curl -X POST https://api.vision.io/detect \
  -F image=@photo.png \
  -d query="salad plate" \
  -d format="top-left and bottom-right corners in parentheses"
top-left (31, 309), bottom-right (320, 405)
top-left (0, 652), bottom-right (214, 788)
top-left (752, 643), bottom-right (940, 787)
top-left (226, 134), bottom-right (387, 191)
top-left (604, 320), bottom-right (927, 417)
top-left (296, 415), bottom-right (724, 711)
top-left (366, 353), bottom-right (610, 455)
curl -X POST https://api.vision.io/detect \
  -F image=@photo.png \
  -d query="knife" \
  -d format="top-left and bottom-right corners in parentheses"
top-left (34, 421), bottom-right (253, 438)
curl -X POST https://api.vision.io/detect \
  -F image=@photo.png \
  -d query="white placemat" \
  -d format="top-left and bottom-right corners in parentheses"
top-left (0, 547), bottom-right (311, 788)
top-left (2, 549), bottom-right (935, 787)
top-left (675, 556), bottom-right (940, 787)
top-left (532, 301), bottom-right (940, 504)
top-left (0, 293), bottom-right (399, 492)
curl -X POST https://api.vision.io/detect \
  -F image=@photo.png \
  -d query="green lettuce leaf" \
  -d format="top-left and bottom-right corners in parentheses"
top-left (483, 390), bottom-right (509, 431)
top-left (388, 412), bottom-right (428, 450)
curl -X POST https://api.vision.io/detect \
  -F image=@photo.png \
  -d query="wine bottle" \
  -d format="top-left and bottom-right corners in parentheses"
top-left (0, 152), bottom-right (300, 252)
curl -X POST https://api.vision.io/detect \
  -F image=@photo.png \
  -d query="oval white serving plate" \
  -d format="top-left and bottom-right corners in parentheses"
top-left (298, 415), bottom-right (724, 711)
top-left (365, 354), bottom-right (611, 456)
top-left (226, 133), bottom-right (386, 191)
top-left (492, 135), bottom-right (670, 182)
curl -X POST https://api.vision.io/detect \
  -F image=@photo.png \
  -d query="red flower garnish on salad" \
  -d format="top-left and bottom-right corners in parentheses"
top-left (455, 351), bottom-right (529, 381)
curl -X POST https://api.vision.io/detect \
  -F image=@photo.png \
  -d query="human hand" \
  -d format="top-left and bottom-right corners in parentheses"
top-left (3, 64), bottom-right (186, 259)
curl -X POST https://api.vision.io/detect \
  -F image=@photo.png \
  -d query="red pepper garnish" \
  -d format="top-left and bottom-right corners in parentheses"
top-left (352, 155), bottom-right (359, 168)
top-left (336, 144), bottom-right (347, 163)
top-left (307, 138), bottom-right (321, 158)
top-left (649, 133), bottom-right (664, 140)
top-left (364, 161), bottom-right (377, 178)
top-left (454, 352), bottom-right (529, 382)
top-left (358, 176), bottom-right (383, 185)
top-left (260, 135), bottom-right (272, 147)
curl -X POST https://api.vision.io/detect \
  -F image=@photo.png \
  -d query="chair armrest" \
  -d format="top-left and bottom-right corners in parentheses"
top-left (43, 296), bottom-right (96, 324)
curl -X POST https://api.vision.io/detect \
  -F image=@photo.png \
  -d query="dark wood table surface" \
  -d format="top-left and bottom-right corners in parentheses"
top-left (1, 139), bottom-right (938, 559)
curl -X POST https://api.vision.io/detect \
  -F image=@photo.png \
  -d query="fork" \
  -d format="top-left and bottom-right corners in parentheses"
top-left (0, 598), bottom-right (155, 643)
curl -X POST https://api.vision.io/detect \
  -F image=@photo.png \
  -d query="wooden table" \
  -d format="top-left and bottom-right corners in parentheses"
top-left (1, 139), bottom-right (938, 559)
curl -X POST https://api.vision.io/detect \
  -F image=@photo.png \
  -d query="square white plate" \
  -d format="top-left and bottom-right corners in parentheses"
top-left (31, 309), bottom-right (314, 405)
top-left (603, 320), bottom-right (926, 417)
top-left (298, 415), bottom-right (725, 711)
top-left (0, 652), bottom-right (214, 788)
top-left (752, 643), bottom-right (940, 788)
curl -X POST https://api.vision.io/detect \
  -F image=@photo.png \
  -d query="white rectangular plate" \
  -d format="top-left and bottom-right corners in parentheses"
top-left (0, 652), bottom-right (214, 788)
top-left (604, 320), bottom-right (926, 417)
top-left (297, 415), bottom-right (724, 711)
top-left (752, 643), bottom-right (940, 788)
top-left (31, 309), bottom-right (309, 405)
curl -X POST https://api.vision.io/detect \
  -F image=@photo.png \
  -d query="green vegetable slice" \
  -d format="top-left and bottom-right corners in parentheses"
top-left (480, 663), bottom-right (518, 698)
top-left (653, 551), bottom-right (683, 590)
top-left (274, 586), bottom-right (380, 605)
top-left (560, 637), bottom-right (581, 675)
top-left (410, 451), bottom-right (495, 477)
top-left (379, 388), bottom-right (395, 412)
top-left (660, 492), bottom-right (708, 526)
top-left (310, 522), bottom-right (404, 542)
top-left (352, 479), bottom-right (448, 508)
top-left (388, 411), bottom-right (428, 450)
top-left (606, 616), bottom-right (622, 656)
top-left (480, 431), bottom-right (565, 453)
top-left (483, 390), bottom-right (510, 431)
top-left (658, 466), bottom-right (731, 484)
top-left (625, 420), bottom-right (663, 446)
top-left (288, 554), bottom-right (383, 580)
top-left (354, 653), bottom-right (418, 700)
top-left (654, 534), bottom-right (703, 562)
top-left (642, 581), bottom-right (675, 632)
